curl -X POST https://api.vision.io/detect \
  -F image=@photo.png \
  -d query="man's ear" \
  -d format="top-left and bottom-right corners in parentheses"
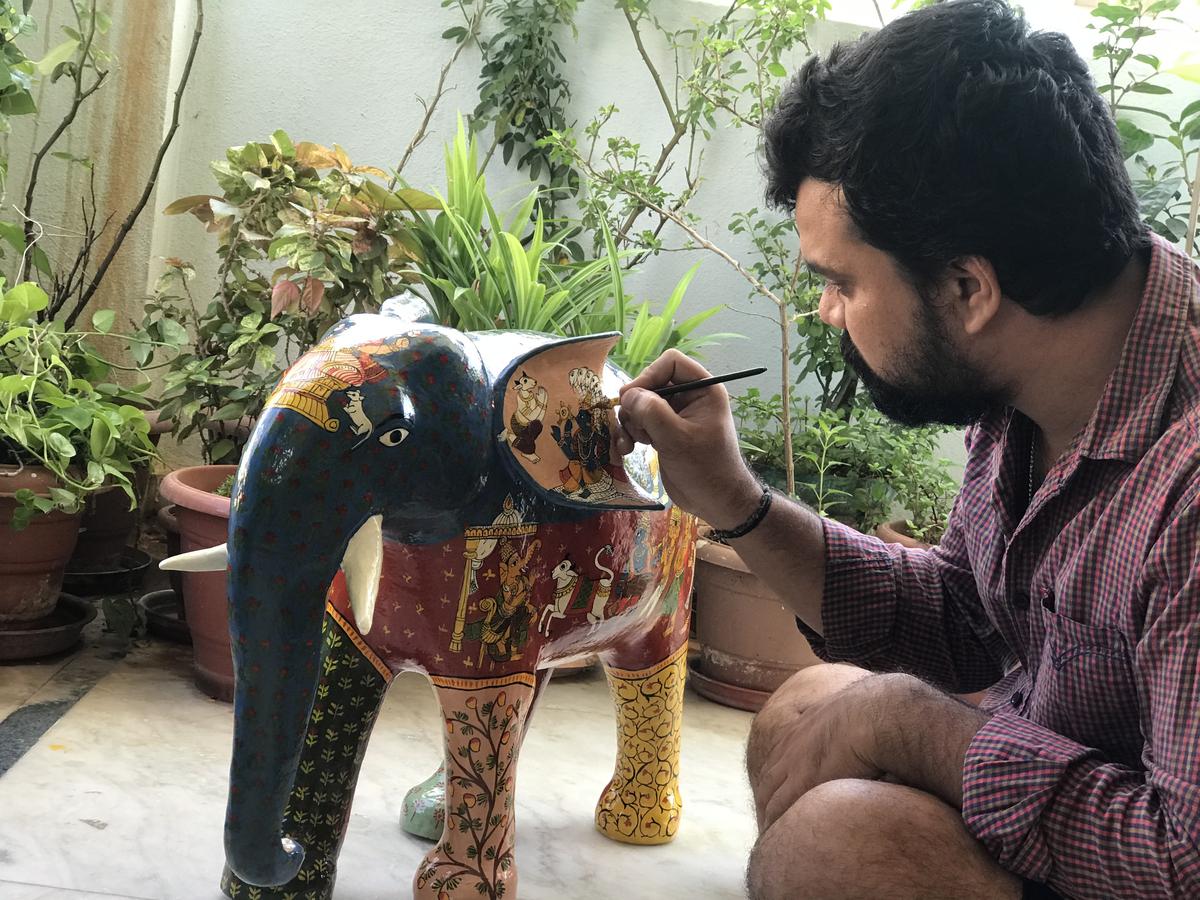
top-left (949, 256), bottom-right (1002, 337)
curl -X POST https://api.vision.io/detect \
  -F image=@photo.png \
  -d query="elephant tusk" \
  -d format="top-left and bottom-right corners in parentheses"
top-left (160, 543), bottom-right (229, 572)
top-left (343, 514), bottom-right (383, 635)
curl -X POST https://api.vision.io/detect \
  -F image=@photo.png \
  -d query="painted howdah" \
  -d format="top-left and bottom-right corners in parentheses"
top-left (177, 295), bottom-right (697, 900)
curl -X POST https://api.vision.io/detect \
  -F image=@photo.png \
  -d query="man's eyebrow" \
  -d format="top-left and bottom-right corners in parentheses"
top-left (803, 259), bottom-right (845, 281)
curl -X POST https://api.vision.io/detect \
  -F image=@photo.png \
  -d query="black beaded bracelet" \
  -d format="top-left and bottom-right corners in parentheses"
top-left (709, 480), bottom-right (773, 542)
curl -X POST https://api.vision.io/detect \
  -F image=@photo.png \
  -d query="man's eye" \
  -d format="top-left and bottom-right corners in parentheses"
top-left (379, 427), bottom-right (409, 446)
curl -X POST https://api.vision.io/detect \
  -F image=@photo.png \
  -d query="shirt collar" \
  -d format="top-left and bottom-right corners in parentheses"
top-left (1076, 233), bottom-right (1198, 463)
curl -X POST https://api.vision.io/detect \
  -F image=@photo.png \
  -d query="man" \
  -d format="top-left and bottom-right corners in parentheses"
top-left (613, 2), bottom-right (1200, 898)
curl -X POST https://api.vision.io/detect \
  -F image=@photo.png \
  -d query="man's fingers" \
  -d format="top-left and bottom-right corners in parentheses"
top-left (616, 398), bottom-right (653, 446)
top-left (618, 388), bottom-right (692, 451)
top-left (612, 420), bottom-right (635, 457)
top-left (620, 349), bottom-right (713, 396)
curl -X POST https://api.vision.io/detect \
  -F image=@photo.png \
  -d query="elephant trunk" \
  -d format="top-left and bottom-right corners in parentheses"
top-left (222, 411), bottom-right (378, 886)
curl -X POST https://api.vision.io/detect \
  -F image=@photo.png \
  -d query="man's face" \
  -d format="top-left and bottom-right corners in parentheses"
top-left (793, 179), bottom-right (1009, 427)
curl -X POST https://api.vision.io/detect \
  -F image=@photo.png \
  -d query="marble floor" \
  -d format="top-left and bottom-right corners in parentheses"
top-left (0, 630), bottom-right (757, 900)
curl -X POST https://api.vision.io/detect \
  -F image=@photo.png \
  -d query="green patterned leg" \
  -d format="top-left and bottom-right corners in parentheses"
top-left (401, 766), bottom-right (447, 841)
top-left (222, 605), bottom-right (390, 900)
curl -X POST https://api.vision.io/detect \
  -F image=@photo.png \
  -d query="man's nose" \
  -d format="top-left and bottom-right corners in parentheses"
top-left (818, 285), bottom-right (845, 329)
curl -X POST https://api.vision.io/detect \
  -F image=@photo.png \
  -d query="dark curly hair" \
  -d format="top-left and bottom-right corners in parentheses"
top-left (763, 0), bottom-right (1148, 316)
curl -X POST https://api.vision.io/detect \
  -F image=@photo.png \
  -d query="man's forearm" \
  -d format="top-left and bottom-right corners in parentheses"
top-left (722, 489), bottom-right (828, 633)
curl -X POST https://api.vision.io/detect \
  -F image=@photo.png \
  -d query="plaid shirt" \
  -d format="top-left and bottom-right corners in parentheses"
top-left (797, 234), bottom-right (1200, 899)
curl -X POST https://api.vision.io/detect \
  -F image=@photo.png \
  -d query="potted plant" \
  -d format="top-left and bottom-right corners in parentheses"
top-left (0, 0), bottom-right (204, 649)
top-left (139, 132), bottom-right (437, 697)
top-left (0, 282), bottom-right (156, 657)
top-left (157, 465), bottom-right (235, 698)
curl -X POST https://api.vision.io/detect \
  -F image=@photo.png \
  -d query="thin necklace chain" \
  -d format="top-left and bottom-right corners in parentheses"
top-left (1028, 432), bottom-right (1038, 507)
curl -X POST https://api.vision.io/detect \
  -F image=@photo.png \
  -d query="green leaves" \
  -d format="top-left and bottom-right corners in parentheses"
top-left (1092, 2), bottom-right (1137, 24)
top-left (1091, 0), bottom-right (1198, 260)
top-left (158, 317), bottom-right (188, 346)
top-left (1116, 118), bottom-right (1156, 158)
top-left (1128, 81), bottom-right (1172, 95)
top-left (150, 130), bottom-right (438, 462)
top-left (92, 309), bottom-right (114, 333)
top-left (270, 128), bottom-right (295, 157)
top-left (0, 281), bottom-right (48, 322)
top-left (1, 282), bottom-right (157, 526)
top-left (34, 38), bottom-right (77, 75)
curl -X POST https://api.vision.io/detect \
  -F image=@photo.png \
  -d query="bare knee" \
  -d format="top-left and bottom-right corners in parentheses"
top-left (746, 780), bottom-right (1022, 900)
top-left (745, 663), bottom-right (870, 787)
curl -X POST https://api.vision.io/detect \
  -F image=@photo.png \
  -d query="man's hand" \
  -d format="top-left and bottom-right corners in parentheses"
top-left (753, 673), bottom-right (990, 832)
top-left (614, 349), bottom-right (761, 529)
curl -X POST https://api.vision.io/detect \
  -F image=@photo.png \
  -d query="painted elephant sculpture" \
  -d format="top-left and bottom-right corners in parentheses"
top-left (165, 294), bottom-right (698, 900)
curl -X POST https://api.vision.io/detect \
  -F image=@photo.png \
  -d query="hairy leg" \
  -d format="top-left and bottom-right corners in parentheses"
top-left (747, 663), bottom-right (872, 828)
top-left (747, 778), bottom-right (1022, 900)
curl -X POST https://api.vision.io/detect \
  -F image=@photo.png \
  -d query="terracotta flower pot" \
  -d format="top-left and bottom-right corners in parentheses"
top-left (0, 466), bottom-right (83, 622)
top-left (157, 503), bottom-right (185, 599)
top-left (68, 408), bottom-right (171, 567)
top-left (690, 536), bottom-right (822, 712)
top-left (70, 466), bottom-right (156, 566)
top-left (159, 465), bottom-right (236, 701)
top-left (691, 522), bottom-right (942, 712)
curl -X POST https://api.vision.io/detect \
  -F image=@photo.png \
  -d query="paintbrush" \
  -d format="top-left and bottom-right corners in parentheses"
top-left (594, 366), bottom-right (766, 408)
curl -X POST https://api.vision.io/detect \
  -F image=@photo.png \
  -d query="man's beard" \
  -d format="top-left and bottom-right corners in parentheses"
top-left (839, 305), bottom-right (1009, 428)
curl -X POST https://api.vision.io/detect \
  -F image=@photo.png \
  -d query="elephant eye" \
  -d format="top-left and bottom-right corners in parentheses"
top-left (379, 427), bottom-right (409, 447)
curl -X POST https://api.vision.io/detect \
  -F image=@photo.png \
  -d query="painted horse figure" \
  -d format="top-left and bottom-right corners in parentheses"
top-left (165, 294), bottom-right (697, 900)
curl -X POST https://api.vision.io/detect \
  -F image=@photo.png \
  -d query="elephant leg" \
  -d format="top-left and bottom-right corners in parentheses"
top-left (222, 604), bottom-right (391, 900)
top-left (595, 634), bottom-right (688, 846)
top-left (401, 667), bottom-right (553, 842)
top-left (413, 672), bottom-right (536, 900)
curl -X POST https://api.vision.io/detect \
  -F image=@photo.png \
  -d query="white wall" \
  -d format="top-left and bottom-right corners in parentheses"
top-left (148, 0), bottom-right (1197, 388)
top-left (8, 0), bottom-right (1197, 469)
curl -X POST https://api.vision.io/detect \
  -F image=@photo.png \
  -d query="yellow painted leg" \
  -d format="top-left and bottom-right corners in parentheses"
top-left (595, 643), bottom-right (687, 845)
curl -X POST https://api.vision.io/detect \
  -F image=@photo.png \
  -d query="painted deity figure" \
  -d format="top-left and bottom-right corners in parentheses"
top-left (552, 366), bottom-right (612, 499)
top-left (499, 371), bottom-right (549, 463)
top-left (463, 537), bottom-right (542, 664)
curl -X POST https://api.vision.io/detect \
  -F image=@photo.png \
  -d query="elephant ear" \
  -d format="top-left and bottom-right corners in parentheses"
top-left (494, 332), bottom-right (665, 511)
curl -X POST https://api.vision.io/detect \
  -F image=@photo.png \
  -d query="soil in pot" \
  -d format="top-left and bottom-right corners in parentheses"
top-left (159, 465), bottom-right (236, 702)
top-left (0, 466), bottom-right (83, 622)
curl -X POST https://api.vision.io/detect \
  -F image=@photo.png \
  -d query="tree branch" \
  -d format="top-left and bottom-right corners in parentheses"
top-left (613, 121), bottom-right (686, 246)
top-left (395, 0), bottom-right (485, 177)
top-left (577, 154), bottom-right (801, 315)
top-left (622, 4), bottom-right (679, 130)
top-left (64, 0), bottom-right (205, 328)
top-left (20, 0), bottom-right (106, 285)
top-left (1186, 162), bottom-right (1199, 260)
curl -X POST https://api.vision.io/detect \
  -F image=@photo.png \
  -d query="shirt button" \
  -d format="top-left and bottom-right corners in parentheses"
top-left (1010, 690), bottom-right (1024, 708)
top-left (1012, 592), bottom-right (1030, 610)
